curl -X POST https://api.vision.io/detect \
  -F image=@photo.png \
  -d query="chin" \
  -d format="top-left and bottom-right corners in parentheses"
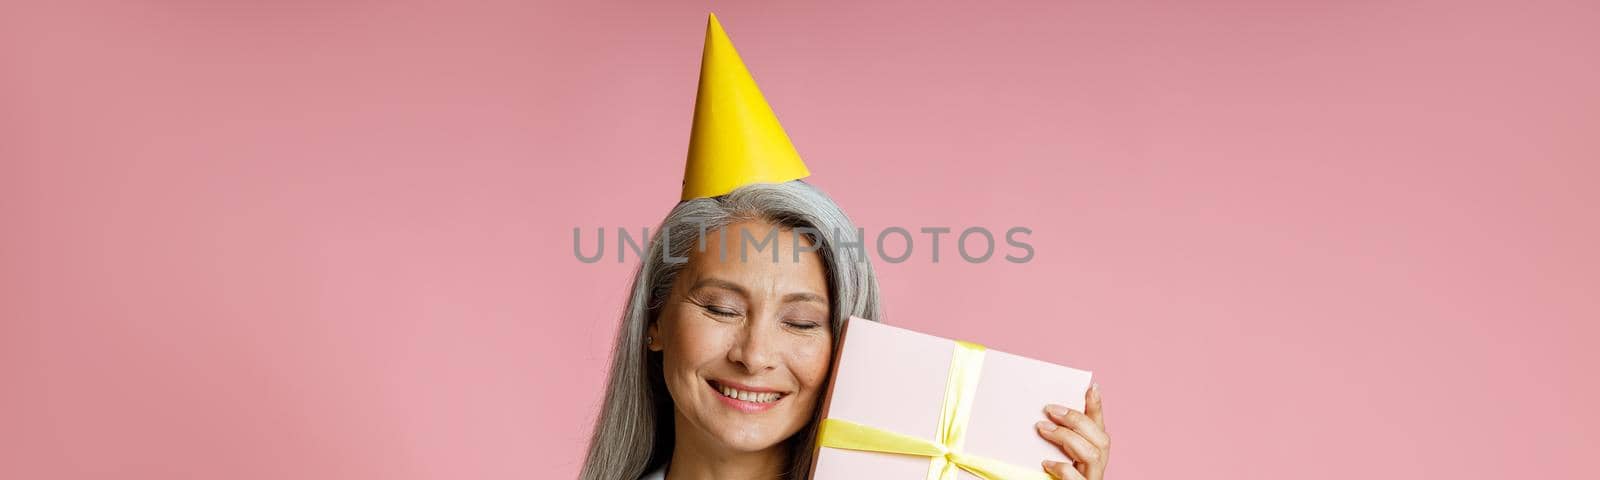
top-left (700, 408), bottom-right (800, 451)
top-left (708, 419), bottom-right (799, 453)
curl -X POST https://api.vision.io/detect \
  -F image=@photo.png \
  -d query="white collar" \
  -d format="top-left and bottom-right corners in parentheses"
top-left (639, 464), bottom-right (666, 480)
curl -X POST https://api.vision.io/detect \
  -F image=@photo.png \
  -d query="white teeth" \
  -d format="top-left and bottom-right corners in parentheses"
top-left (715, 383), bottom-right (782, 404)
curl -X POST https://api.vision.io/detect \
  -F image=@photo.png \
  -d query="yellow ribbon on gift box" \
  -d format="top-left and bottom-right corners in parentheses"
top-left (817, 341), bottom-right (1053, 480)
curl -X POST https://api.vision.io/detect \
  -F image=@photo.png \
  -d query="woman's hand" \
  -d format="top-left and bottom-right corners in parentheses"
top-left (1035, 384), bottom-right (1109, 480)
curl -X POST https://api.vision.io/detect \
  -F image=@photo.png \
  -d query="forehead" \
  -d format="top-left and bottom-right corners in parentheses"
top-left (679, 220), bottom-right (828, 295)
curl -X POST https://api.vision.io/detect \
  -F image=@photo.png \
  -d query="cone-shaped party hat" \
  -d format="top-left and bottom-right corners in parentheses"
top-left (680, 13), bottom-right (810, 201)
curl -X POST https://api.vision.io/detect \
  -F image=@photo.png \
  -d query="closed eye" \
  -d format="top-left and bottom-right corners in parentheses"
top-left (784, 321), bottom-right (821, 330)
top-left (705, 305), bottom-right (740, 317)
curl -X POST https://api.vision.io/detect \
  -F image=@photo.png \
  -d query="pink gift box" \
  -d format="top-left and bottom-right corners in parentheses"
top-left (810, 316), bottom-right (1093, 479)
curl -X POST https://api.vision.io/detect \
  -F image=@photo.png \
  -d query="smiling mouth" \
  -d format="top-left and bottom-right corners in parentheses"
top-left (707, 379), bottom-right (789, 404)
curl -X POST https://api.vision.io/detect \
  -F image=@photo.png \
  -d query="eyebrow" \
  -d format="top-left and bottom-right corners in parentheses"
top-left (783, 291), bottom-right (828, 305)
top-left (688, 278), bottom-right (827, 305)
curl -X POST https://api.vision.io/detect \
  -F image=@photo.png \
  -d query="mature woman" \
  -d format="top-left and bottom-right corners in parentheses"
top-left (580, 15), bottom-right (1110, 480)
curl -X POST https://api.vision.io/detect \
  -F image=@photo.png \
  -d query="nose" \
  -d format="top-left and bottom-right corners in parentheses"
top-left (726, 318), bottom-right (778, 373)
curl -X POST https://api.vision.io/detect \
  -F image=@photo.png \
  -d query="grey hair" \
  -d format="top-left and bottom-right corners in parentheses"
top-left (578, 180), bottom-right (882, 480)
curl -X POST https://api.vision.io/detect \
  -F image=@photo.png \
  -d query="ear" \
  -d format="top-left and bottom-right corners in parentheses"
top-left (646, 321), bottom-right (664, 352)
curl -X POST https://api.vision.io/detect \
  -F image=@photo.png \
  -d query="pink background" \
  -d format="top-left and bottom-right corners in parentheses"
top-left (4, 1), bottom-right (1597, 479)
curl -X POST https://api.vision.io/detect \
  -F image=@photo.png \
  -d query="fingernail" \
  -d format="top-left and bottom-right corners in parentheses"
top-left (1035, 420), bottom-right (1057, 431)
top-left (1046, 405), bottom-right (1069, 416)
top-left (1091, 383), bottom-right (1101, 397)
top-left (1043, 460), bottom-right (1065, 470)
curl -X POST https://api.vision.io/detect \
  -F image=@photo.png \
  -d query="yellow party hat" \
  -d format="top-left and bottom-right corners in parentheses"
top-left (681, 13), bottom-right (810, 201)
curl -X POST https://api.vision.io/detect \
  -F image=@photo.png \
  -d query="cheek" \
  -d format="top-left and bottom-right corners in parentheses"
top-left (664, 313), bottom-right (730, 368)
top-left (789, 341), bottom-right (834, 391)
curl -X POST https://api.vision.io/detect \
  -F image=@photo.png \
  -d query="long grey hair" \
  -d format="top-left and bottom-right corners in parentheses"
top-left (578, 180), bottom-right (882, 480)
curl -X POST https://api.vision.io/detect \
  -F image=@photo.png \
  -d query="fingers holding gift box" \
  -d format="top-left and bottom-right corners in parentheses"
top-left (1037, 385), bottom-right (1110, 479)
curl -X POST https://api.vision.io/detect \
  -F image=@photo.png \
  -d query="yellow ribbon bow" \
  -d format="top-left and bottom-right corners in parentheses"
top-left (817, 341), bottom-right (1053, 480)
